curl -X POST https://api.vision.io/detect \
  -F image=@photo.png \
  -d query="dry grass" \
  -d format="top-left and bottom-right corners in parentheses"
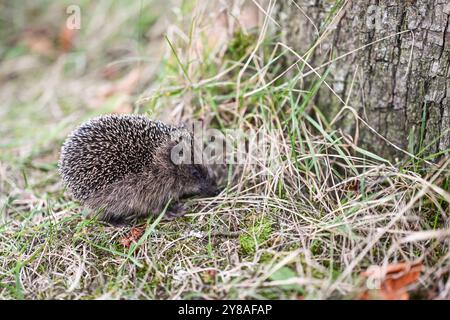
top-left (1, 0), bottom-right (449, 300)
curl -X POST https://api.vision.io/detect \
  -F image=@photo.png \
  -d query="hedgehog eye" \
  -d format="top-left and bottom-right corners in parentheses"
top-left (190, 166), bottom-right (203, 179)
top-left (192, 169), bottom-right (201, 179)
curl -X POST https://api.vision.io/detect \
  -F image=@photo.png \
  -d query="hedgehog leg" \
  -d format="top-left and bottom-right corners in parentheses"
top-left (105, 214), bottom-right (129, 227)
top-left (163, 202), bottom-right (188, 221)
top-left (98, 205), bottom-right (135, 226)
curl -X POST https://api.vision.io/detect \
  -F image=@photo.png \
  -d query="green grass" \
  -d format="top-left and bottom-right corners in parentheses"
top-left (1, 0), bottom-right (450, 300)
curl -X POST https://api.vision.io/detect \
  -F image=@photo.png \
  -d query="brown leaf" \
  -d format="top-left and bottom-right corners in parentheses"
top-left (383, 265), bottom-right (422, 292)
top-left (341, 180), bottom-right (360, 192)
top-left (360, 262), bottom-right (423, 300)
top-left (207, 270), bottom-right (217, 277)
top-left (120, 225), bottom-right (146, 248)
top-left (58, 25), bottom-right (75, 52)
top-left (120, 237), bottom-right (132, 248)
top-left (130, 226), bottom-right (145, 239)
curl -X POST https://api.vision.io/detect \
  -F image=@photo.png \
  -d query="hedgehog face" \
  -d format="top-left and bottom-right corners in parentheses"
top-left (176, 164), bottom-right (219, 199)
top-left (159, 133), bottom-right (219, 200)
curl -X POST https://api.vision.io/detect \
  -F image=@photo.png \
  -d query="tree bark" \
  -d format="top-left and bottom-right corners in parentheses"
top-left (277, 0), bottom-right (450, 160)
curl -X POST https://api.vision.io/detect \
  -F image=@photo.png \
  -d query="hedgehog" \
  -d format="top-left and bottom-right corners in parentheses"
top-left (58, 114), bottom-right (218, 225)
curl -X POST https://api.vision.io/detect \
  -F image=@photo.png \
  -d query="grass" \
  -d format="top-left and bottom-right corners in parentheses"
top-left (1, 0), bottom-right (450, 300)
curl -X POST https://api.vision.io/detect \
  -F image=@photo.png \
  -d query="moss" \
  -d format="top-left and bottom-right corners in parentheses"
top-left (239, 216), bottom-right (272, 255)
top-left (224, 30), bottom-right (257, 62)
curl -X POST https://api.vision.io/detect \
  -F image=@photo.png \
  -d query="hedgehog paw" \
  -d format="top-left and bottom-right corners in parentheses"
top-left (164, 203), bottom-right (188, 221)
top-left (101, 213), bottom-right (130, 227)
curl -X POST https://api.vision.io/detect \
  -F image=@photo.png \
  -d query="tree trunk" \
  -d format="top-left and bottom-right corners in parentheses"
top-left (277, 0), bottom-right (450, 160)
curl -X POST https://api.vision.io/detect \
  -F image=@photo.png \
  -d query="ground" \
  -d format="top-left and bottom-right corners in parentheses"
top-left (0, 1), bottom-right (449, 300)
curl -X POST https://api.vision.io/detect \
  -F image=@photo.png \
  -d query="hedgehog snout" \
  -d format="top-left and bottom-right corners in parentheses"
top-left (199, 181), bottom-right (218, 197)
top-left (197, 174), bottom-right (221, 197)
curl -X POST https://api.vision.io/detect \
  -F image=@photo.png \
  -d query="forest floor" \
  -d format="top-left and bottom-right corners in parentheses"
top-left (1, 1), bottom-right (449, 299)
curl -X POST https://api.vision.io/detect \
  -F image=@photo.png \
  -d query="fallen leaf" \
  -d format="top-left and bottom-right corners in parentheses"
top-left (360, 262), bottom-right (423, 300)
top-left (119, 237), bottom-right (131, 248)
top-left (120, 225), bottom-right (146, 248)
top-left (207, 269), bottom-right (217, 277)
top-left (341, 180), bottom-right (360, 192)
top-left (58, 25), bottom-right (75, 52)
top-left (130, 226), bottom-right (145, 239)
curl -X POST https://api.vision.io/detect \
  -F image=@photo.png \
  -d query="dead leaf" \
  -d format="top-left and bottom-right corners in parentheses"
top-left (342, 180), bottom-right (360, 192)
top-left (58, 25), bottom-right (75, 52)
top-left (130, 226), bottom-right (145, 239)
top-left (360, 262), bottom-right (423, 300)
top-left (119, 237), bottom-right (131, 248)
top-left (207, 269), bottom-right (217, 277)
top-left (120, 225), bottom-right (146, 248)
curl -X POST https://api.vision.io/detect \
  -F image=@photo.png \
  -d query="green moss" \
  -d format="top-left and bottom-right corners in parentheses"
top-left (225, 30), bottom-right (257, 62)
top-left (239, 216), bottom-right (272, 255)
